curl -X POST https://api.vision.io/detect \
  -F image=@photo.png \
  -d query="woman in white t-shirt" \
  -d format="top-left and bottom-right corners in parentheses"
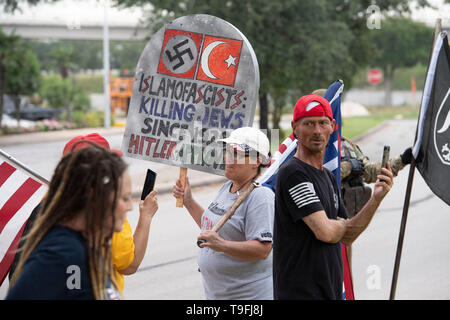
top-left (173, 127), bottom-right (275, 300)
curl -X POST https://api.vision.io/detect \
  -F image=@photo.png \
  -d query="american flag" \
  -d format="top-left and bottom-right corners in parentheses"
top-left (0, 150), bottom-right (48, 286)
top-left (257, 80), bottom-right (355, 300)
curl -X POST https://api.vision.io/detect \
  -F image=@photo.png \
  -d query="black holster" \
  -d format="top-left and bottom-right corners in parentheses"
top-left (342, 184), bottom-right (372, 218)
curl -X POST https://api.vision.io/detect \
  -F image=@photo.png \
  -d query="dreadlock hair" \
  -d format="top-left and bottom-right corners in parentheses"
top-left (9, 142), bottom-right (128, 300)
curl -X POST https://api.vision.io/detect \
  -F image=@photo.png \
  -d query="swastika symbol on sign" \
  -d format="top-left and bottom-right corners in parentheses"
top-left (165, 39), bottom-right (194, 70)
top-left (158, 30), bottom-right (202, 78)
top-left (161, 34), bottom-right (199, 75)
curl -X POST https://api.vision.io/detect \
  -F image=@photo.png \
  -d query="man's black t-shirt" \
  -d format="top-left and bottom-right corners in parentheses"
top-left (273, 156), bottom-right (348, 300)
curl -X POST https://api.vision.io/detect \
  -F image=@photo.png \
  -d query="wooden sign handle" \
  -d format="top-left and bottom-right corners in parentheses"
top-left (176, 167), bottom-right (188, 207)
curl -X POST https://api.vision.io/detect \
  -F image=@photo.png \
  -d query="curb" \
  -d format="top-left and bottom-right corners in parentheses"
top-left (0, 127), bottom-right (125, 146)
top-left (351, 120), bottom-right (391, 143)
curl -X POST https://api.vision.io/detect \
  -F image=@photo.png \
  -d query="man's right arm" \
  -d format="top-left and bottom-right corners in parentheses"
top-left (302, 211), bottom-right (347, 244)
top-left (285, 171), bottom-right (347, 244)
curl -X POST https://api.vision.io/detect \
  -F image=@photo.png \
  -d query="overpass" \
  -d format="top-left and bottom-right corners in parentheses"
top-left (0, 20), bottom-right (150, 41)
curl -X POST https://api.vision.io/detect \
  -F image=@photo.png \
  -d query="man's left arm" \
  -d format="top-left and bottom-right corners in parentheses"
top-left (340, 163), bottom-right (394, 245)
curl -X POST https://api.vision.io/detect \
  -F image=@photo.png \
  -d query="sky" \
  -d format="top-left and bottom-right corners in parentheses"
top-left (0, 0), bottom-right (449, 27)
top-left (410, 0), bottom-right (450, 26)
top-left (0, 0), bottom-right (152, 26)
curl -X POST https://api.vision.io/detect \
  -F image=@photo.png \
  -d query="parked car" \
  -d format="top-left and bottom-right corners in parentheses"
top-left (2, 96), bottom-right (58, 121)
top-left (17, 104), bottom-right (59, 121)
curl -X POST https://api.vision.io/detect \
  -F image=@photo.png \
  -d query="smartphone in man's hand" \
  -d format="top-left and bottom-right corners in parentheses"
top-left (381, 145), bottom-right (390, 169)
top-left (141, 169), bottom-right (157, 201)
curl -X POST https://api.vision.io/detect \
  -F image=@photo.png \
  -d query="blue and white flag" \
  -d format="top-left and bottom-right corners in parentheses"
top-left (323, 80), bottom-right (344, 191)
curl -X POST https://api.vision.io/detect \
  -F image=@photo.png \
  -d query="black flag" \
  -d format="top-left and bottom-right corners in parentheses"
top-left (413, 32), bottom-right (450, 206)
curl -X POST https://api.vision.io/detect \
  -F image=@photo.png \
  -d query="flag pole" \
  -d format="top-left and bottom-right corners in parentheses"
top-left (103, 0), bottom-right (111, 129)
top-left (389, 19), bottom-right (442, 300)
top-left (389, 157), bottom-right (416, 299)
top-left (0, 149), bottom-right (49, 185)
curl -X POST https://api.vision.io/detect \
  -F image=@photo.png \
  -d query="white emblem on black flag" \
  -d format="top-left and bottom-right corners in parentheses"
top-left (434, 88), bottom-right (450, 164)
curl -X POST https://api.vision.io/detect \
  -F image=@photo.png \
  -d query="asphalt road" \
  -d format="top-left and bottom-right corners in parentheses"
top-left (1, 119), bottom-right (450, 300)
top-left (350, 120), bottom-right (450, 299)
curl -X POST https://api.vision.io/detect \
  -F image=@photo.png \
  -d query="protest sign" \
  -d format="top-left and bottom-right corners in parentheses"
top-left (121, 14), bottom-right (259, 175)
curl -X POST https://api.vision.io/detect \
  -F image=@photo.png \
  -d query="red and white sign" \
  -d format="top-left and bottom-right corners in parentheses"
top-left (158, 29), bottom-right (242, 87)
top-left (367, 68), bottom-right (383, 84)
top-left (124, 14), bottom-right (259, 176)
top-left (0, 157), bottom-right (48, 285)
top-left (157, 29), bottom-right (203, 79)
top-left (197, 35), bottom-right (242, 87)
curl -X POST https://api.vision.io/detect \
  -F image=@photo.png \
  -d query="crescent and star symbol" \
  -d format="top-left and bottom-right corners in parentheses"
top-left (200, 40), bottom-right (237, 79)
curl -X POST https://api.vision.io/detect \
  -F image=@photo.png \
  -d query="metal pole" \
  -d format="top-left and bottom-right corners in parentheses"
top-left (0, 149), bottom-right (49, 185)
top-left (389, 157), bottom-right (415, 299)
top-left (103, 0), bottom-right (111, 128)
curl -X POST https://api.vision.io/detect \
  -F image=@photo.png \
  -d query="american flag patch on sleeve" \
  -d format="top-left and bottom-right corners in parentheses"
top-left (288, 182), bottom-right (320, 208)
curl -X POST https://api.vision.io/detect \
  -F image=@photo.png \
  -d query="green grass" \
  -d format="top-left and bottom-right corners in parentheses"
top-left (41, 73), bottom-right (104, 94)
top-left (365, 105), bottom-right (420, 119)
top-left (342, 117), bottom-right (385, 139)
top-left (72, 74), bottom-right (104, 94)
top-left (342, 105), bottom-right (419, 139)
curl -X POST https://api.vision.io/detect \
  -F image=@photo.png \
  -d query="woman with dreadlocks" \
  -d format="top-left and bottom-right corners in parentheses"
top-left (6, 143), bottom-right (153, 300)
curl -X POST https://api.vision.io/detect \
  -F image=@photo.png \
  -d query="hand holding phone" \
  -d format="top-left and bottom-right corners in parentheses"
top-left (381, 145), bottom-right (390, 169)
top-left (141, 169), bottom-right (157, 201)
top-left (374, 145), bottom-right (394, 201)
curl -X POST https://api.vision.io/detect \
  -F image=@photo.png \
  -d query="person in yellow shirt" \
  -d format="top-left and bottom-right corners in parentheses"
top-left (111, 192), bottom-right (158, 293)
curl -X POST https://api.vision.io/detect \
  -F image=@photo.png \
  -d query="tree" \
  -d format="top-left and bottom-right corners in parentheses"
top-left (39, 75), bottom-right (72, 108)
top-left (0, 29), bottom-right (20, 127)
top-left (113, 0), bottom-right (430, 129)
top-left (368, 17), bottom-right (432, 105)
top-left (0, 28), bottom-right (41, 126)
top-left (110, 40), bottom-right (147, 70)
top-left (6, 49), bottom-right (41, 125)
top-left (51, 43), bottom-right (75, 79)
top-left (2, 0), bottom-right (60, 13)
top-left (40, 75), bottom-right (91, 113)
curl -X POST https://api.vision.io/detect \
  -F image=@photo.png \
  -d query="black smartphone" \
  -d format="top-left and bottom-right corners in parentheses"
top-left (141, 169), bottom-right (157, 201)
top-left (381, 145), bottom-right (390, 169)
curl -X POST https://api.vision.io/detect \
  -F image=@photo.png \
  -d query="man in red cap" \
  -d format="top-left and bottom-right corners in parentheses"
top-left (273, 94), bottom-right (394, 299)
top-left (62, 133), bottom-right (123, 157)
top-left (9, 133), bottom-right (157, 297)
top-left (62, 133), bottom-right (110, 155)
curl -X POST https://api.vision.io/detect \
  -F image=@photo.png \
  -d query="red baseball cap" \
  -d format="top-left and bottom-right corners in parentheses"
top-left (111, 149), bottom-right (123, 156)
top-left (62, 133), bottom-right (111, 156)
top-left (293, 94), bottom-right (333, 122)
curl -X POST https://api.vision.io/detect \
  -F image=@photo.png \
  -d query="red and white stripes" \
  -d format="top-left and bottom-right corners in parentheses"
top-left (0, 159), bottom-right (47, 285)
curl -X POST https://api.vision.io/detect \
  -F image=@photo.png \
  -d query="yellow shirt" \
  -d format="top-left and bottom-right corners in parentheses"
top-left (111, 218), bottom-right (135, 293)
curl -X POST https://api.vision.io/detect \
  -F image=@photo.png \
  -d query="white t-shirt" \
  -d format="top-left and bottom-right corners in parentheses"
top-left (197, 181), bottom-right (275, 300)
